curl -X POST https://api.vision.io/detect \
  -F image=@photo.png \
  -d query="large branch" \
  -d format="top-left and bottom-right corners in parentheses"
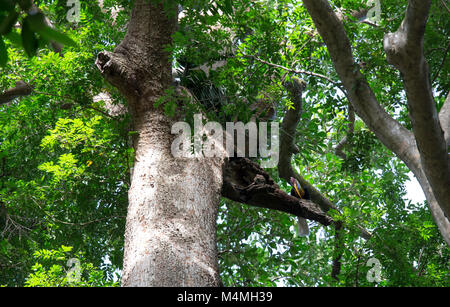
top-left (278, 77), bottom-right (337, 213)
top-left (302, 0), bottom-right (418, 171)
top-left (222, 157), bottom-right (333, 227)
top-left (278, 76), bottom-right (371, 240)
top-left (383, 0), bottom-right (450, 218)
top-left (278, 77), bottom-right (359, 277)
top-left (0, 81), bottom-right (33, 105)
top-left (32, 4), bottom-right (64, 55)
top-left (302, 0), bottom-right (450, 242)
top-left (440, 92), bottom-right (450, 146)
top-left (96, 0), bottom-right (176, 105)
top-left (414, 167), bottom-right (450, 246)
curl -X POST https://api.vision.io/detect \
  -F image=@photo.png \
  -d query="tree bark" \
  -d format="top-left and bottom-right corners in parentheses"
top-left (96, 0), bottom-right (224, 286)
top-left (0, 80), bottom-right (32, 105)
top-left (122, 108), bottom-right (223, 286)
top-left (222, 157), bottom-right (333, 227)
top-left (383, 0), bottom-right (450, 222)
top-left (302, 0), bottom-right (450, 245)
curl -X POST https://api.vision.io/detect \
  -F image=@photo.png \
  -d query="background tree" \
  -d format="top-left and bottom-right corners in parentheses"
top-left (0, 0), bottom-right (449, 286)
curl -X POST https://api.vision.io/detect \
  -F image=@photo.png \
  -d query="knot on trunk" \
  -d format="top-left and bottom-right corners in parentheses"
top-left (96, 51), bottom-right (140, 97)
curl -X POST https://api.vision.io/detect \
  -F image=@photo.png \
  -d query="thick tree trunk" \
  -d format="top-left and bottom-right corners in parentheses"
top-left (96, 0), bottom-right (224, 286)
top-left (122, 106), bottom-right (223, 286)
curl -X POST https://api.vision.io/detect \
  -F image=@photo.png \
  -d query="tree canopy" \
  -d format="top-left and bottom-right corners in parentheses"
top-left (0, 0), bottom-right (449, 286)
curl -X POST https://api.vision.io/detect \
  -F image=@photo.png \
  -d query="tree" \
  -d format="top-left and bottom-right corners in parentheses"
top-left (0, 0), bottom-right (449, 287)
top-left (301, 0), bottom-right (450, 245)
top-left (96, 0), bottom-right (226, 286)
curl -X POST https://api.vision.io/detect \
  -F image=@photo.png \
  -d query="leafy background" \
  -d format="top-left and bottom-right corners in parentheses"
top-left (0, 0), bottom-right (449, 286)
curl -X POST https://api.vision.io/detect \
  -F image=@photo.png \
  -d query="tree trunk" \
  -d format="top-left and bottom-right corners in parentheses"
top-left (122, 106), bottom-right (224, 286)
top-left (96, 0), bottom-right (224, 286)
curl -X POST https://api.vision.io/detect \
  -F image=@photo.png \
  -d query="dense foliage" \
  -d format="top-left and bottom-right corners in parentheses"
top-left (1, 0), bottom-right (449, 286)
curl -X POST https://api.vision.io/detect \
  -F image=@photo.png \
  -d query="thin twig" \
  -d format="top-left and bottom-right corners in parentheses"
top-left (432, 42), bottom-right (450, 84)
top-left (440, 0), bottom-right (450, 14)
top-left (242, 53), bottom-right (340, 86)
top-left (241, 53), bottom-right (349, 100)
top-left (335, 104), bottom-right (355, 159)
top-left (32, 197), bottom-right (125, 227)
top-left (34, 90), bottom-right (116, 119)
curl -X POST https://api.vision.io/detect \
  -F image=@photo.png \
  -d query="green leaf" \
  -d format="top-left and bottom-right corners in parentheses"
top-left (0, 35), bottom-right (7, 66)
top-left (60, 245), bottom-right (73, 253)
top-left (38, 26), bottom-right (77, 47)
top-left (18, 0), bottom-right (32, 11)
top-left (224, 0), bottom-right (233, 15)
top-left (26, 12), bottom-right (47, 32)
top-left (0, 9), bottom-right (18, 35)
top-left (21, 19), bottom-right (38, 57)
top-left (0, 0), bottom-right (15, 11)
top-left (5, 30), bottom-right (22, 47)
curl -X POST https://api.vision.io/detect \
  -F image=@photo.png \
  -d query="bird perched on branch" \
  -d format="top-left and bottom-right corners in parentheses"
top-left (289, 177), bottom-right (310, 237)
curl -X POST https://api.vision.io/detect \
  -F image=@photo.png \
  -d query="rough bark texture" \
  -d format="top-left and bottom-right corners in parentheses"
top-left (383, 0), bottom-right (450, 222)
top-left (222, 157), bottom-right (333, 227)
top-left (302, 0), bottom-right (450, 246)
top-left (278, 77), bottom-right (337, 214)
top-left (0, 80), bottom-right (32, 105)
top-left (96, 0), bottom-right (224, 286)
top-left (278, 77), bottom-right (331, 236)
top-left (121, 108), bottom-right (224, 287)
